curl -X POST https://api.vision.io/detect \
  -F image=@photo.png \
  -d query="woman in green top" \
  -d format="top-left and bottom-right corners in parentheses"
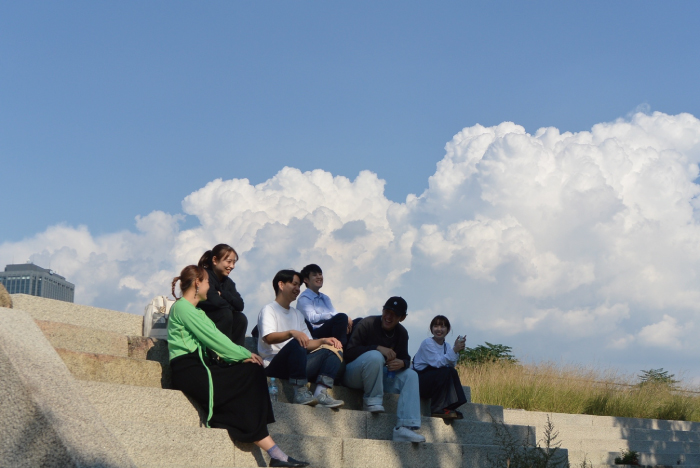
top-left (169, 265), bottom-right (309, 468)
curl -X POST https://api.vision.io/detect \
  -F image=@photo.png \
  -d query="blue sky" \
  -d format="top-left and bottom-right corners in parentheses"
top-left (3, 2), bottom-right (699, 242)
top-left (3, 2), bottom-right (700, 379)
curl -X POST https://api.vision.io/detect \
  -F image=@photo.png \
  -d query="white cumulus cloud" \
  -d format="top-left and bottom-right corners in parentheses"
top-left (3, 111), bottom-right (700, 377)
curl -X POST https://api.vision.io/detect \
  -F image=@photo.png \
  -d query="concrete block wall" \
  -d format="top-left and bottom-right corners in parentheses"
top-left (504, 408), bottom-right (700, 466)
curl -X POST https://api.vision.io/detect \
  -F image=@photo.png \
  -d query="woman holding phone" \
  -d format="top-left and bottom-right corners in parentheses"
top-left (412, 314), bottom-right (468, 419)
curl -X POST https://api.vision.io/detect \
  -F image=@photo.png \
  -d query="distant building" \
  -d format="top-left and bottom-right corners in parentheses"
top-left (0, 263), bottom-right (75, 302)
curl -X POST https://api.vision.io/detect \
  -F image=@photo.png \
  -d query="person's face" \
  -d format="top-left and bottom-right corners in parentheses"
top-left (212, 251), bottom-right (236, 277)
top-left (306, 271), bottom-right (323, 291)
top-left (278, 275), bottom-right (301, 302)
top-left (196, 274), bottom-right (210, 300)
top-left (381, 308), bottom-right (405, 331)
top-left (431, 321), bottom-right (449, 340)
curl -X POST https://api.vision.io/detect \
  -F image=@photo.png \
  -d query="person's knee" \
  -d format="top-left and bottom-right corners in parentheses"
top-left (334, 313), bottom-right (348, 323)
top-left (404, 368), bottom-right (419, 384)
top-left (362, 350), bottom-right (385, 372)
top-left (284, 339), bottom-right (306, 358)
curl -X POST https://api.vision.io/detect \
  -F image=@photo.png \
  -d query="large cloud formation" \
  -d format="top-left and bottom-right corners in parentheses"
top-left (4, 111), bottom-right (700, 376)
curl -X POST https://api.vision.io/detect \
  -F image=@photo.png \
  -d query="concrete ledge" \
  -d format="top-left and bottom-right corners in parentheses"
top-left (504, 408), bottom-right (700, 431)
top-left (11, 294), bottom-right (143, 336)
top-left (0, 306), bottom-right (136, 467)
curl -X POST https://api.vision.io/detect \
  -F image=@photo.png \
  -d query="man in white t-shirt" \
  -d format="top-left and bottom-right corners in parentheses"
top-left (257, 269), bottom-right (344, 408)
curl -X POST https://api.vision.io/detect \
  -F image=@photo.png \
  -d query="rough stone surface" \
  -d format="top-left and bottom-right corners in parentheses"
top-left (128, 335), bottom-right (169, 364)
top-left (0, 283), bottom-right (12, 308)
top-left (56, 347), bottom-right (170, 388)
top-left (36, 319), bottom-right (130, 357)
top-left (12, 293), bottom-right (143, 336)
top-left (80, 380), bottom-right (205, 427)
top-left (0, 307), bottom-right (136, 468)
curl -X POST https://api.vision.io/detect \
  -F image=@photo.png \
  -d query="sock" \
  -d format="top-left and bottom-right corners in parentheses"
top-left (313, 383), bottom-right (329, 397)
top-left (267, 444), bottom-right (288, 462)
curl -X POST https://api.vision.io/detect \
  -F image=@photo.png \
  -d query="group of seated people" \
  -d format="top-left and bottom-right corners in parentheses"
top-left (167, 243), bottom-right (468, 468)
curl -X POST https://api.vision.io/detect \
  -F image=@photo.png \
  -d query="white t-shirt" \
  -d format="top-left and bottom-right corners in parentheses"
top-left (257, 301), bottom-right (312, 366)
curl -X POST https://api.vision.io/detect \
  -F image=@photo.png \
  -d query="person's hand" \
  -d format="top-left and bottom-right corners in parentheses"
top-left (453, 335), bottom-right (466, 353)
top-left (347, 316), bottom-right (354, 334)
top-left (244, 353), bottom-right (264, 366)
top-left (376, 346), bottom-right (396, 362)
top-left (386, 359), bottom-right (405, 371)
top-left (324, 337), bottom-right (343, 349)
top-left (290, 330), bottom-right (310, 348)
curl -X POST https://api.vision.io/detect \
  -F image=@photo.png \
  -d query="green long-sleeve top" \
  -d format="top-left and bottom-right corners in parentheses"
top-left (167, 298), bottom-right (252, 362)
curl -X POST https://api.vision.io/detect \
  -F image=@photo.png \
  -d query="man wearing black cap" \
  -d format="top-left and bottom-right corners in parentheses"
top-left (342, 296), bottom-right (425, 443)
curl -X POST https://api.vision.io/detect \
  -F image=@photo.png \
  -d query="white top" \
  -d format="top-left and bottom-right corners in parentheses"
top-left (296, 288), bottom-right (338, 326)
top-left (257, 301), bottom-right (312, 367)
top-left (412, 337), bottom-right (459, 371)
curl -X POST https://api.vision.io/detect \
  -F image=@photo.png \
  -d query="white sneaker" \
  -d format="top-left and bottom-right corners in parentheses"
top-left (392, 426), bottom-right (425, 443)
top-left (362, 403), bottom-right (385, 413)
top-left (316, 390), bottom-right (344, 408)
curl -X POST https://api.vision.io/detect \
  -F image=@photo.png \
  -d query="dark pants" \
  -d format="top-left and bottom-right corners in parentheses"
top-left (309, 313), bottom-right (349, 347)
top-left (417, 366), bottom-right (468, 413)
top-left (265, 339), bottom-right (342, 387)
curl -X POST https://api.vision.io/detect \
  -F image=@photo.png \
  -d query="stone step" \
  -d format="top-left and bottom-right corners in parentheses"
top-left (56, 347), bottom-right (170, 388)
top-left (575, 437), bottom-right (700, 454)
top-left (60, 345), bottom-right (493, 421)
top-left (40, 316), bottom-right (488, 420)
top-left (272, 376), bottom-right (485, 421)
top-left (504, 408), bottom-right (700, 432)
top-left (79, 380), bottom-right (534, 446)
top-left (12, 293), bottom-right (143, 335)
top-left (36, 319), bottom-right (131, 357)
top-left (545, 424), bottom-right (700, 444)
top-left (568, 449), bottom-right (699, 466)
top-left (104, 419), bottom-right (552, 468)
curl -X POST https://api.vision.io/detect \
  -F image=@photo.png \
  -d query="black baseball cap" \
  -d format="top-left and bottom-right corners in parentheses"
top-left (383, 296), bottom-right (408, 317)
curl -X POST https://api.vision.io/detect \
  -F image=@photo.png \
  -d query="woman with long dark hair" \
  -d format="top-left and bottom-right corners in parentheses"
top-left (197, 244), bottom-right (248, 346)
top-left (168, 265), bottom-right (308, 467)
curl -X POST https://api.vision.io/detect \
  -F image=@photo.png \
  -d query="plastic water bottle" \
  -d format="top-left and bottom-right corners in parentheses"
top-left (268, 377), bottom-right (278, 402)
top-left (387, 370), bottom-right (395, 381)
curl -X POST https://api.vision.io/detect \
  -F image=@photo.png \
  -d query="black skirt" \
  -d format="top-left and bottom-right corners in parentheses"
top-left (170, 352), bottom-right (275, 443)
top-left (417, 366), bottom-right (468, 413)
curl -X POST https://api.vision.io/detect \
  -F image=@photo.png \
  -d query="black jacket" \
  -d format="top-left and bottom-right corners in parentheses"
top-left (344, 315), bottom-right (411, 369)
top-left (198, 268), bottom-right (245, 341)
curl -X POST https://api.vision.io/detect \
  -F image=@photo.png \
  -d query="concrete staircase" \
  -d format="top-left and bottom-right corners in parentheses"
top-left (5, 294), bottom-right (550, 468)
top-left (504, 407), bottom-right (700, 467)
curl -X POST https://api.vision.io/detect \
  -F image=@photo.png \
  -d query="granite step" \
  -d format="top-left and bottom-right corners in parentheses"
top-left (504, 408), bottom-right (700, 431)
top-left (569, 449), bottom-right (698, 466)
top-left (12, 293), bottom-right (143, 335)
top-left (57, 342), bottom-right (496, 421)
top-left (103, 418), bottom-right (550, 468)
top-left (79, 380), bottom-right (534, 446)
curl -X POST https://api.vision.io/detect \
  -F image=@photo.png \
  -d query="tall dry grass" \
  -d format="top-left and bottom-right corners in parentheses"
top-left (457, 361), bottom-right (700, 421)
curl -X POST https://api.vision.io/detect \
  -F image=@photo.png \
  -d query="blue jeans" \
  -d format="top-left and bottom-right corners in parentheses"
top-left (341, 350), bottom-right (421, 428)
top-left (265, 339), bottom-right (341, 387)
